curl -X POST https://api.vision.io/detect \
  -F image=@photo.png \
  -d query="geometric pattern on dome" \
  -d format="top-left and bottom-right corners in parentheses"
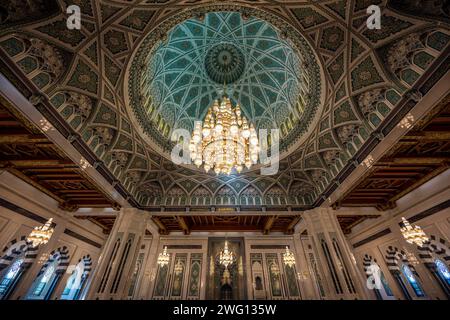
top-left (133, 12), bottom-right (311, 150)
top-left (205, 43), bottom-right (245, 84)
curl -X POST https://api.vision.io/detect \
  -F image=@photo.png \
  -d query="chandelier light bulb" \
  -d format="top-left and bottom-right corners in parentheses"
top-left (202, 128), bottom-right (211, 137)
top-left (193, 133), bottom-right (201, 143)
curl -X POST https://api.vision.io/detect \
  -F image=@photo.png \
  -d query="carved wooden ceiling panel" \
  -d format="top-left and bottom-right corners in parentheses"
top-left (152, 213), bottom-right (301, 235)
top-left (334, 96), bottom-right (450, 210)
top-left (0, 97), bottom-right (119, 211)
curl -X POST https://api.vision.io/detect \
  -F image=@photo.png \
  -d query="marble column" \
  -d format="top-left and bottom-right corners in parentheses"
top-left (303, 207), bottom-right (369, 299)
top-left (292, 232), bottom-right (320, 299)
top-left (86, 207), bottom-right (147, 300)
top-left (135, 221), bottom-right (160, 299)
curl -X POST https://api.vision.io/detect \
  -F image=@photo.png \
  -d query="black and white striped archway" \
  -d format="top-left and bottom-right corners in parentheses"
top-left (37, 246), bottom-right (70, 277)
top-left (0, 235), bottom-right (38, 271)
top-left (417, 235), bottom-right (450, 298)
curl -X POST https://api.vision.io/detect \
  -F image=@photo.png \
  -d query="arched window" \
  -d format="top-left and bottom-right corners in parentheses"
top-left (401, 264), bottom-right (424, 297)
top-left (379, 270), bottom-right (394, 297)
top-left (60, 260), bottom-right (86, 300)
top-left (0, 257), bottom-right (24, 299)
top-left (26, 259), bottom-right (59, 300)
top-left (434, 259), bottom-right (450, 286)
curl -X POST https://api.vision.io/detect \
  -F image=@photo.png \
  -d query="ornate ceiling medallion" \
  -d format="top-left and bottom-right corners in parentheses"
top-left (205, 43), bottom-right (245, 84)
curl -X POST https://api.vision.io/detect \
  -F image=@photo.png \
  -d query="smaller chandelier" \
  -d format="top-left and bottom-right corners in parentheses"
top-left (219, 241), bottom-right (235, 269)
top-left (400, 217), bottom-right (429, 247)
top-left (157, 246), bottom-right (170, 267)
top-left (174, 259), bottom-right (184, 275)
top-left (283, 246), bottom-right (296, 268)
top-left (26, 218), bottom-right (54, 248)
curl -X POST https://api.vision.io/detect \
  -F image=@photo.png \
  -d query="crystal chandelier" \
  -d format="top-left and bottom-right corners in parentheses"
top-left (283, 246), bottom-right (296, 268)
top-left (400, 217), bottom-right (429, 247)
top-left (26, 218), bottom-right (54, 247)
top-left (157, 246), bottom-right (170, 267)
top-left (190, 95), bottom-right (259, 175)
top-left (219, 240), bottom-right (235, 269)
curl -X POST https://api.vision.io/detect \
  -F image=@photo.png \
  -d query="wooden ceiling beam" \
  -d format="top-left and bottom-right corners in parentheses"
top-left (384, 156), bottom-right (448, 165)
top-left (34, 174), bottom-right (83, 179)
top-left (152, 217), bottom-right (169, 235)
top-left (405, 131), bottom-right (450, 141)
top-left (285, 216), bottom-right (301, 234)
top-left (5, 167), bottom-right (65, 204)
top-left (0, 160), bottom-right (76, 167)
top-left (389, 165), bottom-right (448, 203)
top-left (263, 215), bottom-right (277, 235)
top-left (177, 216), bottom-right (190, 235)
top-left (57, 189), bottom-right (100, 194)
top-left (39, 177), bottom-right (85, 182)
top-left (0, 134), bottom-right (48, 144)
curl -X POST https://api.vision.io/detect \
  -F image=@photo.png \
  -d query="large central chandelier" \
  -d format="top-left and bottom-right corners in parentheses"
top-left (283, 246), bottom-right (296, 268)
top-left (219, 240), bottom-right (235, 269)
top-left (190, 95), bottom-right (259, 175)
top-left (26, 218), bottom-right (54, 248)
top-left (400, 217), bottom-right (429, 247)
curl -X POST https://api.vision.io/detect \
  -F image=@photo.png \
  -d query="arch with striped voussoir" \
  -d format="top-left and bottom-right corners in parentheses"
top-left (37, 246), bottom-right (70, 277)
top-left (416, 235), bottom-right (450, 270)
top-left (0, 236), bottom-right (38, 272)
top-left (385, 246), bottom-right (419, 275)
top-left (362, 254), bottom-right (378, 278)
top-left (78, 255), bottom-right (92, 278)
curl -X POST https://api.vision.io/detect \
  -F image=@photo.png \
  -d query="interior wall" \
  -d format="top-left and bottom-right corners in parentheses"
top-left (344, 169), bottom-right (450, 300)
top-left (0, 170), bottom-right (107, 300)
top-left (128, 233), bottom-right (315, 300)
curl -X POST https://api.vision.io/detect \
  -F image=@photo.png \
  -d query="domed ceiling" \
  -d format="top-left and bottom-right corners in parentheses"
top-left (129, 11), bottom-right (321, 152)
top-left (0, 0), bottom-right (448, 210)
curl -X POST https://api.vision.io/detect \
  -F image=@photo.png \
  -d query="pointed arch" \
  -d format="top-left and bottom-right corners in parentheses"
top-left (165, 184), bottom-right (187, 205)
top-left (288, 181), bottom-right (316, 205)
top-left (138, 181), bottom-right (163, 206)
top-left (385, 246), bottom-right (425, 299)
top-left (190, 186), bottom-right (212, 205)
top-left (215, 185), bottom-right (237, 205)
top-left (60, 255), bottom-right (92, 300)
top-left (239, 186), bottom-right (262, 206)
top-left (37, 246), bottom-right (70, 277)
top-left (0, 236), bottom-right (38, 271)
top-left (417, 234), bottom-right (450, 269)
top-left (264, 184), bottom-right (287, 205)
top-left (26, 246), bottom-right (71, 300)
